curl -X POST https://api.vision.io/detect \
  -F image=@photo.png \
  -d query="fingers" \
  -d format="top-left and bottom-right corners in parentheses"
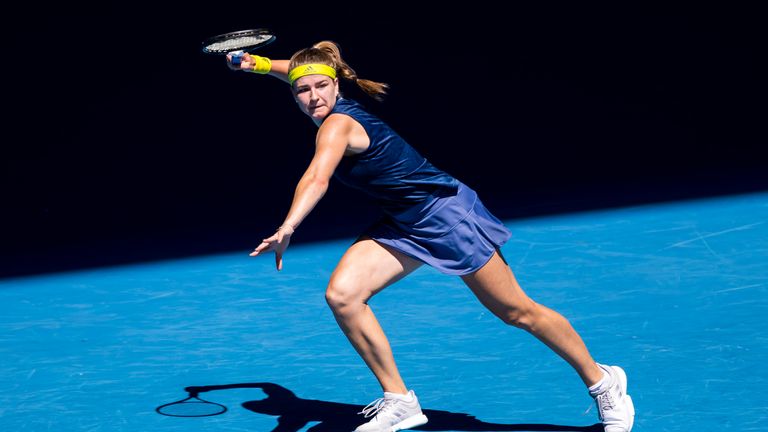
top-left (251, 245), bottom-right (269, 255)
top-left (249, 239), bottom-right (273, 256)
top-left (225, 53), bottom-right (247, 71)
top-left (249, 232), bottom-right (289, 272)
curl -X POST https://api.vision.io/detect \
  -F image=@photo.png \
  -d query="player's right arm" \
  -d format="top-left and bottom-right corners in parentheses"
top-left (226, 53), bottom-right (289, 84)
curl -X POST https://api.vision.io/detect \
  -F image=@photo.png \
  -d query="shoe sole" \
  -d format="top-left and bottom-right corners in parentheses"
top-left (610, 366), bottom-right (635, 432)
top-left (391, 413), bottom-right (428, 431)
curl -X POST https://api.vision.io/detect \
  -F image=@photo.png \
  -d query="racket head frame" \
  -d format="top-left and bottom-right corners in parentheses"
top-left (201, 28), bottom-right (276, 54)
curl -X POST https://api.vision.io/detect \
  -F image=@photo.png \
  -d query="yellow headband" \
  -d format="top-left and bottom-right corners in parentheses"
top-left (288, 64), bottom-right (337, 85)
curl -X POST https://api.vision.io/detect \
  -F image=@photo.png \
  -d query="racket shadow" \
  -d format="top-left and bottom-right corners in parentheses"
top-left (179, 382), bottom-right (602, 432)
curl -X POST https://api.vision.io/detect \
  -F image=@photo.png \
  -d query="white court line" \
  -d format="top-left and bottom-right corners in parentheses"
top-left (712, 284), bottom-right (764, 294)
top-left (663, 222), bottom-right (765, 249)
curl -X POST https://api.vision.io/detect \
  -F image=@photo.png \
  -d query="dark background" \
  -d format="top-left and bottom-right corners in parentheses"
top-left (2, 4), bottom-right (766, 278)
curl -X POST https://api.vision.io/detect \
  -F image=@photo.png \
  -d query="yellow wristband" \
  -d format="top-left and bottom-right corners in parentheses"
top-left (248, 55), bottom-right (272, 74)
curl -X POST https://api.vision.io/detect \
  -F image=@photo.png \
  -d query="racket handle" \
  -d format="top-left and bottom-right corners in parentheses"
top-left (230, 50), bottom-right (245, 67)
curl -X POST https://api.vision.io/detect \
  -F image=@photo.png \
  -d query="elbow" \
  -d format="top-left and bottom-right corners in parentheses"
top-left (306, 175), bottom-right (330, 191)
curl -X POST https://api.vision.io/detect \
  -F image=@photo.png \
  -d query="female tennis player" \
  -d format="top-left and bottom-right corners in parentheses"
top-left (228, 41), bottom-right (634, 432)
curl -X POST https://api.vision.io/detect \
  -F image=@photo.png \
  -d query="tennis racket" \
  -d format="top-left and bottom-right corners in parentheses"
top-left (201, 28), bottom-right (276, 66)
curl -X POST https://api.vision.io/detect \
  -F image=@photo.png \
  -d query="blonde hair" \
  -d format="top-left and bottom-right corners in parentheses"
top-left (289, 41), bottom-right (389, 101)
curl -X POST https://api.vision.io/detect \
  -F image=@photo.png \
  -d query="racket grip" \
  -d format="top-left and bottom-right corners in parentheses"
top-left (230, 50), bottom-right (245, 67)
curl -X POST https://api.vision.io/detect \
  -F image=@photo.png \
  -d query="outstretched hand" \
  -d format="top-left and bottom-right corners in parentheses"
top-left (250, 225), bottom-right (294, 271)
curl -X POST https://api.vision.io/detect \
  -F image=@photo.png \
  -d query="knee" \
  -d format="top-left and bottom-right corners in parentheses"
top-left (498, 300), bottom-right (541, 330)
top-left (325, 275), bottom-right (364, 315)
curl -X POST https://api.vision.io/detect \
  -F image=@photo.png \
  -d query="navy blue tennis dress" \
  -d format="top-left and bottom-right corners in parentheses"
top-left (330, 98), bottom-right (512, 275)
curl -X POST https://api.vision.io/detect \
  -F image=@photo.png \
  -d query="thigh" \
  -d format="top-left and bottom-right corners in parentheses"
top-left (460, 250), bottom-right (534, 315)
top-left (330, 237), bottom-right (423, 301)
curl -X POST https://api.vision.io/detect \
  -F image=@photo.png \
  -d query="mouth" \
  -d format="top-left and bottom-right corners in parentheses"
top-left (308, 105), bottom-right (325, 114)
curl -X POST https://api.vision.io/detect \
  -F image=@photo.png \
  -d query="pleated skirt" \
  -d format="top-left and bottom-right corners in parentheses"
top-left (364, 182), bottom-right (512, 275)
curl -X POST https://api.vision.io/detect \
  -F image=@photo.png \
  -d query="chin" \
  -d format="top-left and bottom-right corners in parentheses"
top-left (310, 110), bottom-right (329, 121)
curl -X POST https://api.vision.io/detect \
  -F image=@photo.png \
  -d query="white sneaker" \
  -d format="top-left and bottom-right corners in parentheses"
top-left (591, 364), bottom-right (635, 432)
top-left (354, 390), bottom-right (429, 432)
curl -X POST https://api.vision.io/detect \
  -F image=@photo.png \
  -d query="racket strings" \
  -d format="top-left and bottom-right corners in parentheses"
top-left (205, 35), bottom-right (273, 52)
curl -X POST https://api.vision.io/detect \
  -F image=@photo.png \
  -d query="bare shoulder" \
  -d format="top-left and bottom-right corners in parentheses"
top-left (311, 114), bottom-right (353, 157)
top-left (317, 113), bottom-right (356, 145)
top-left (318, 113), bottom-right (369, 154)
top-left (318, 113), bottom-right (356, 136)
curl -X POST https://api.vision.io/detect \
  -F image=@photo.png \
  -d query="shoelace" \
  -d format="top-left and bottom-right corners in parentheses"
top-left (358, 397), bottom-right (397, 419)
top-left (595, 391), bottom-right (616, 421)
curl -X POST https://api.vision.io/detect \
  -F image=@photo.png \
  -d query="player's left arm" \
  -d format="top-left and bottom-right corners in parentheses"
top-left (250, 115), bottom-right (352, 269)
top-left (278, 114), bottom-right (352, 230)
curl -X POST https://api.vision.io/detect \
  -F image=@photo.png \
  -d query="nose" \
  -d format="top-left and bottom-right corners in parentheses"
top-left (309, 87), bottom-right (320, 101)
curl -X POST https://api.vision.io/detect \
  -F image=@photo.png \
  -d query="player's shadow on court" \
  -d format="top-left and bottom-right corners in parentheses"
top-left (182, 382), bottom-right (602, 432)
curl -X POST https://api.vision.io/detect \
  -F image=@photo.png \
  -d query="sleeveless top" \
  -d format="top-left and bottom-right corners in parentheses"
top-left (328, 98), bottom-right (512, 275)
top-left (330, 98), bottom-right (459, 215)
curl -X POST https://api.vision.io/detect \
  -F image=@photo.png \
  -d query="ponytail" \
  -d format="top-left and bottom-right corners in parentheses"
top-left (289, 41), bottom-right (389, 101)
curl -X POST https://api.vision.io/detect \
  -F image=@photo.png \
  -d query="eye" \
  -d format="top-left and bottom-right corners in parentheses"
top-left (296, 87), bottom-right (309, 94)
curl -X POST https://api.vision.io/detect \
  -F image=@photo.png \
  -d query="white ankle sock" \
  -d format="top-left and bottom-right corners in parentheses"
top-left (385, 390), bottom-right (414, 402)
top-left (588, 367), bottom-right (612, 396)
